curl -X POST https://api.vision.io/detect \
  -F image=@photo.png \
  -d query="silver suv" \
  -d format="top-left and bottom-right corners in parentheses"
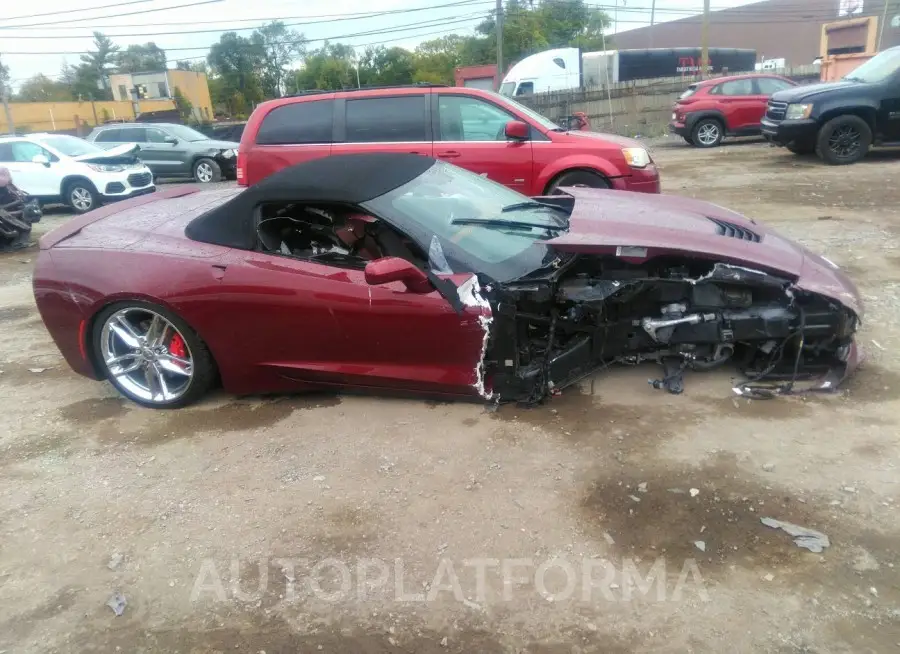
top-left (86, 123), bottom-right (239, 183)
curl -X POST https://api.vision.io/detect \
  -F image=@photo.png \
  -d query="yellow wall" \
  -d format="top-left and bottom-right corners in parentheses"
top-left (167, 70), bottom-right (214, 120)
top-left (2, 99), bottom-right (175, 134)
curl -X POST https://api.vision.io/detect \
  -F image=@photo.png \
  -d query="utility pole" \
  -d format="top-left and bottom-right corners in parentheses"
top-left (878, 0), bottom-right (892, 51)
top-left (496, 0), bottom-right (504, 80)
top-left (649, 0), bottom-right (657, 48)
top-left (700, 0), bottom-right (711, 79)
top-left (1, 84), bottom-right (13, 136)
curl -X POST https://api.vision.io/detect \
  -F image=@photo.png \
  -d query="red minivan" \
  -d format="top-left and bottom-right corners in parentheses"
top-left (669, 73), bottom-right (798, 148)
top-left (238, 84), bottom-right (660, 195)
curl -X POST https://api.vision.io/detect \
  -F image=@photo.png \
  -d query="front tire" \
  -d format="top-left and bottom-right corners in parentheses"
top-left (93, 301), bottom-right (217, 409)
top-left (193, 158), bottom-right (222, 184)
top-left (65, 181), bottom-right (99, 214)
top-left (816, 115), bottom-right (872, 165)
top-left (546, 170), bottom-right (611, 194)
top-left (691, 118), bottom-right (724, 148)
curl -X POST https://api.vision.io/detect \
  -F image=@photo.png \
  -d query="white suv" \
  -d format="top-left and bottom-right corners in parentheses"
top-left (0, 134), bottom-right (155, 214)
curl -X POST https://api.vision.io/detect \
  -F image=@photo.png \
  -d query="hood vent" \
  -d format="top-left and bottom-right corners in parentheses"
top-left (708, 217), bottom-right (761, 243)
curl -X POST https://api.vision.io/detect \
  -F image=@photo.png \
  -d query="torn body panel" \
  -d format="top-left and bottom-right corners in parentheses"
top-left (480, 253), bottom-right (862, 405)
top-left (457, 275), bottom-right (494, 399)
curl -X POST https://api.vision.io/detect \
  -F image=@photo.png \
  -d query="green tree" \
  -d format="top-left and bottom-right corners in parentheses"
top-left (176, 60), bottom-right (208, 74)
top-left (15, 74), bottom-right (75, 102)
top-left (255, 20), bottom-right (306, 97)
top-left (173, 87), bottom-right (194, 122)
top-left (292, 42), bottom-right (356, 91)
top-left (357, 46), bottom-right (415, 87)
top-left (411, 35), bottom-right (465, 84)
top-left (207, 32), bottom-right (266, 113)
top-left (117, 43), bottom-right (167, 73)
top-left (78, 32), bottom-right (119, 99)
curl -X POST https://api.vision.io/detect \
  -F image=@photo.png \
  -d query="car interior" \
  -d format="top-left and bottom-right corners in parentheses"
top-left (255, 202), bottom-right (427, 270)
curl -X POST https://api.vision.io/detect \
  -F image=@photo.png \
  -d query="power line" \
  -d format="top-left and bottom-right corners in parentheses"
top-left (0, 0), bottom-right (495, 39)
top-left (0, 0), bottom-right (225, 30)
top-left (0, 0), bottom-right (154, 21)
top-left (0, 0), bottom-right (492, 31)
top-left (0, 13), bottom-right (489, 55)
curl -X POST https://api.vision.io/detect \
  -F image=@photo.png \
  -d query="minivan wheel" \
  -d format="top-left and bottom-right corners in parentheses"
top-left (691, 118), bottom-right (724, 147)
top-left (65, 181), bottom-right (99, 214)
top-left (193, 158), bottom-right (222, 183)
top-left (546, 170), bottom-right (611, 194)
top-left (816, 115), bottom-right (872, 165)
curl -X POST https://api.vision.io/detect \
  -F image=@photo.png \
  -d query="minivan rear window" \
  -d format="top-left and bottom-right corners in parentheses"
top-left (256, 100), bottom-right (334, 145)
top-left (345, 96), bottom-right (427, 143)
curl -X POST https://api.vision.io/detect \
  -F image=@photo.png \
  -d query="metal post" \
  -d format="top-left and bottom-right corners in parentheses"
top-left (700, 0), bottom-right (711, 79)
top-left (879, 0), bottom-right (892, 51)
top-left (650, 0), bottom-right (656, 48)
top-left (496, 0), bottom-right (504, 78)
top-left (1, 86), bottom-right (14, 135)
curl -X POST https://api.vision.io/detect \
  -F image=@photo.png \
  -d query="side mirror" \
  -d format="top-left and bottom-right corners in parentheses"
top-left (32, 154), bottom-right (51, 167)
top-left (164, 136), bottom-right (179, 144)
top-left (364, 257), bottom-right (432, 293)
top-left (504, 120), bottom-right (529, 141)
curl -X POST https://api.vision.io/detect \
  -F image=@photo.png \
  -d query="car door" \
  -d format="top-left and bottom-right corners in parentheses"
top-left (218, 248), bottom-right (487, 396)
top-left (141, 126), bottom-right (191, 176)
top-left (330, 94), bottom-right (433, 159)
top-left (754, 77), bottom-right (797, 126)
top-left (714, 78), bottom-right (761, 133)
top-left (878, 71), bottom-right (900, 142)
top-left (1, 140), bottom-right (62, 197)
top-left (433, 93), bottom-right (533, 192)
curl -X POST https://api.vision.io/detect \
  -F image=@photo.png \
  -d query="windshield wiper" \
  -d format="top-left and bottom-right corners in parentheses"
top-left (843, 76), bottom-right (864, 82)
top-left (450, 217), bottom-right (561, 231)
top-left (501, 200), bottom-right (568, 214)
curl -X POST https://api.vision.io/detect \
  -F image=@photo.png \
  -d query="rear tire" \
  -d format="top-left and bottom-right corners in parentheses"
top-left (816, 115), bottom-right (871, 165)
top-left (691, 118), bottom-right (725, 148)
top-left (92, 300), bottom-right (217, 409)
top-left (691, 118), bottom-right (724, 148)
top-left (193, 158), bottom-right (222, 184)
top-left (546, 170), bottom-right (611, 194)
top-left (65, 180), bottom-right (99, 214)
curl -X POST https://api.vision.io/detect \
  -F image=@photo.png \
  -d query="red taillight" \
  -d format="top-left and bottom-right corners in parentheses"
top-left (236, 151), bottom-right (247, 186)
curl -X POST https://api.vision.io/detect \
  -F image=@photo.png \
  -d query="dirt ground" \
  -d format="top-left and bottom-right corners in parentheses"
top-left (1, 141), bottom-right (899, 653)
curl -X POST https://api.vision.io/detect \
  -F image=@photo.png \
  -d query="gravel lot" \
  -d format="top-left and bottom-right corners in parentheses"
top-left (1, 144), bottom-right (899, 653)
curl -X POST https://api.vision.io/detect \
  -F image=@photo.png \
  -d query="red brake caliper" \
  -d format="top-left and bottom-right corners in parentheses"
top-left (169, 333), bottom-right (186, 359)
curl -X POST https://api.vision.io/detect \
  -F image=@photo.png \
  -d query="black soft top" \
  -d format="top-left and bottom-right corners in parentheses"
top-left (185, 152), bottom-right (435, 249)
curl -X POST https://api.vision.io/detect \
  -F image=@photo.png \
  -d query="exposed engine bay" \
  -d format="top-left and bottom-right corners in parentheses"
top-left (480, 254), bottom-right (859, 404)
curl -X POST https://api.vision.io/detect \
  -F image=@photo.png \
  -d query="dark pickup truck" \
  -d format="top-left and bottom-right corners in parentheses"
top-left (762, 45), bottom-right (900, 165)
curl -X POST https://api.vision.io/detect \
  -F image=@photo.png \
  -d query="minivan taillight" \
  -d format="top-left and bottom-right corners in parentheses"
top-left (236, 151), bottom-right (247, 186)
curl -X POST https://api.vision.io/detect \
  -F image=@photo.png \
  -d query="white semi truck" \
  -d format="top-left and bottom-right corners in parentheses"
top-left (499, 47), bottom-right (758, 97)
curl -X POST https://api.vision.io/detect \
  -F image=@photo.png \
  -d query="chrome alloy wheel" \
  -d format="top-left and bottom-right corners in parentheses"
top-left (99, 307), bottom-right (194, 404)
top-left (195, 162), bottom-right (214, 183)
top-left (696, 123), bottom-right (720, 146)
top-left (70, 187), bottom-right (94, 211)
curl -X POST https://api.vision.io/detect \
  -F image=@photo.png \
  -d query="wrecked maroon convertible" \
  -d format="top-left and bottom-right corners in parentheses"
top-left (34, 153), bottom-right (862, 409)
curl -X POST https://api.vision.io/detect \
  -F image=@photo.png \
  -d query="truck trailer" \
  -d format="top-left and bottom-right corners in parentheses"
top-left (499, 47), bottom-right (758, 96)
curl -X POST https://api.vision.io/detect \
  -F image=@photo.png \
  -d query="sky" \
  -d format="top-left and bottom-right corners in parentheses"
top-left (1, 0), bottom-right (787, 88)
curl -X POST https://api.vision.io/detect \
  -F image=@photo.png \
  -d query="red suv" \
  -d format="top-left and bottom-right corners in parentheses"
top-left (238, 84), bottom-right (660, 194)
top-left (669, 74), bottom-right (798, 148)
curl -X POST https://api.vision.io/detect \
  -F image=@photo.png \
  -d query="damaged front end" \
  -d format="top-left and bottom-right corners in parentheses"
top-left (476, 255), bottom-right (861, 405)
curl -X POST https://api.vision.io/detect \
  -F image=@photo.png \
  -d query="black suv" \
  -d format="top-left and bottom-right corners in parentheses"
top-left (761, 46), bottom-right (900, 165)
